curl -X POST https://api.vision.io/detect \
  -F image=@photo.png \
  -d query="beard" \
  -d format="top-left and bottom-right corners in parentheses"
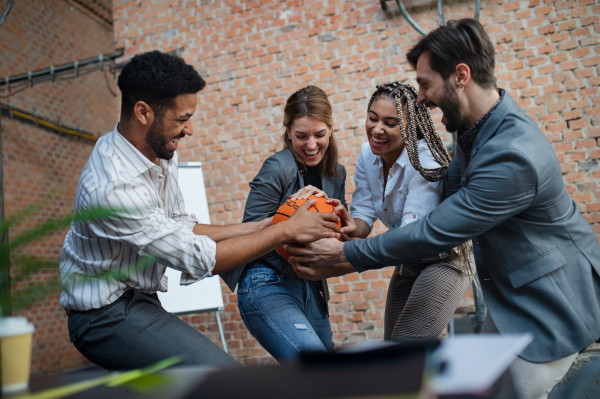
top-left (145, 114), bottom-right (175, 160)
top-left (438, 80), bottom-right (463, 133)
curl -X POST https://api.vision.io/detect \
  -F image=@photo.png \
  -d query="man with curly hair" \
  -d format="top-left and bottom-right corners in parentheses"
top-left (59, 51), bottom-right (340, 370)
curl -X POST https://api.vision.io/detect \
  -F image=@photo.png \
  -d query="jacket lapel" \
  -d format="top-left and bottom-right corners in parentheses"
top-left (322, 175), bottom-right (335, 198)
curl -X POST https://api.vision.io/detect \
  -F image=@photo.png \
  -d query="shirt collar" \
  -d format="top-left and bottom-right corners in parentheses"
top-left (373, 145), bottom-right (409, 169)
top-left (112, 123), bottom-right (163, 176)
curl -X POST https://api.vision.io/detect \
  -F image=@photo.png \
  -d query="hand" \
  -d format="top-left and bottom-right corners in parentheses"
top-left (290, 261), bottom-right (356, 281)
top-left (290, 185), bottom-right (327, 200)
top-left (326, 198), bottom-right (360, 239)
top-left (286, 237), bottom-right (347, 267)
top-left (255, 216), bottom-right (273, 232)
top-left (287, 199), bottom-right (341, 243)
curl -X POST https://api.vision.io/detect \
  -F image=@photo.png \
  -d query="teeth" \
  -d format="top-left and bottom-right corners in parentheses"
top-left (372, 137), bottom-right (388, 144)
top-left (170, 139), bottom-right (178, 145)
top-left (304, 149), bottom-right (319, 155)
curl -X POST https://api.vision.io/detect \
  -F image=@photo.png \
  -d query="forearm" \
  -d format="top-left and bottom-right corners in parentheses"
top-left (354, 218), bottom-right (371, 238)
top-left (193, 222), bottom-right (259, 242)
top-left (212, 222), bottom-right (293, 274)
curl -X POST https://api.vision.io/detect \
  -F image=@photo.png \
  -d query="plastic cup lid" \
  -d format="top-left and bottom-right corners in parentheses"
top-left (0, 316), bottom-right (35, 337)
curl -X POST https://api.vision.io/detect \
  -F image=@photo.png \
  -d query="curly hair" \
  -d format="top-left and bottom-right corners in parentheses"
top-left (368, 82), bottom-right (451, 182)
top-left (118, 51), bottom-right (206, 120)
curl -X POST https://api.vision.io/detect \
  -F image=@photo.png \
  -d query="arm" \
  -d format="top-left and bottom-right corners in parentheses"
top-left (243, 154), bottom-right (291, 223)
top-left (443, 154), bottom-right (462, 200)
top-left (192, 220), bottom-right (271, 243)
top-left (212, 200), bottom-right (340, 274)
top-left (345, 149), bottom-right (537, 271)
top-left (289, 149), bottom-right (538, 269)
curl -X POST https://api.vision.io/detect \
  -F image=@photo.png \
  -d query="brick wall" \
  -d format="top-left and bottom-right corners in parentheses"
top-left (1, 0), bottom-right (117, 373)
top-left (112, 0), bottom-right (599, 366)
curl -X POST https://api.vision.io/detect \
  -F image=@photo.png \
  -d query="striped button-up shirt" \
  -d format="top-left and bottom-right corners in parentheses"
top-left (59, 125), bottom-right (216, 311)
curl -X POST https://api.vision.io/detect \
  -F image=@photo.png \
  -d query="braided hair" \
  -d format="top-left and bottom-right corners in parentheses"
top-left (369, 82), bottom-right (475, 278)
top-left (367, 82), bottom-right (451, 182)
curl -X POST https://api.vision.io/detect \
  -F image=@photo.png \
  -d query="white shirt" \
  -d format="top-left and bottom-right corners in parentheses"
top-left (59, 125), bottom-right (217, 311)
top-left (350, 140), bottom-right (443, 230)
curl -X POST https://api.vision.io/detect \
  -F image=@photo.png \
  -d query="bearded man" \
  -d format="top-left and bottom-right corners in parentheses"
top-left (60, 51), bottom-right (340, 370)
top-left (288, 19), bottom-right (600, 398)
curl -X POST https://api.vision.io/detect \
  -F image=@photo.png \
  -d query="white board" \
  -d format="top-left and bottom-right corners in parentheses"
top-left (157, 162), bottom-right (225, 314)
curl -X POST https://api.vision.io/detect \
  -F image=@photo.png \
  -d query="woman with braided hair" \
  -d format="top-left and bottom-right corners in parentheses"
top-left (293, 82), bottom-right (475, 342)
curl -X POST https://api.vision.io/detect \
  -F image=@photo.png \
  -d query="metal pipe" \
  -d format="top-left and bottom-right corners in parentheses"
top-left (395, 0), bottom-right (426, 36)
top-left (0, 49), bottom-right (124, 87)
top-left (0, 0), bottom-right (14, 28)
top-left (438, 0), bottom-right (445, 26)
top-left (475, 0), bottom-right (480, 20)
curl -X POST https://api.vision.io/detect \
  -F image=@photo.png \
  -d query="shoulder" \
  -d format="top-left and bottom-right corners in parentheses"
top-left (413, 139), bottom-right (443, 170)
top-left (255, 149), bottom-right (298, 179)
top-left (357, 141), bottom-right (375, 164)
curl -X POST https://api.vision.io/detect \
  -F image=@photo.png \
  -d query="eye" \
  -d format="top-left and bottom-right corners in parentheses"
top-left (386, 123), bottom-right (398, 128)
top-left (368, 116), bottom-right (377, 122)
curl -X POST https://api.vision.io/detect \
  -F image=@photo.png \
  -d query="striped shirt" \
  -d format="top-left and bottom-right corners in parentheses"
top-left (59, 124), bottom-right (216, 311)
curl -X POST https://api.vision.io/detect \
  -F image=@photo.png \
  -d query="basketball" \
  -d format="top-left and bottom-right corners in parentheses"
top-left (271, 195), bottom-right (342, 262)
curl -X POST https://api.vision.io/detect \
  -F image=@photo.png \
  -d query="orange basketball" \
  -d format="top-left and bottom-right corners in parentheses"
top-left (271, 195), bottom-right (342, 261)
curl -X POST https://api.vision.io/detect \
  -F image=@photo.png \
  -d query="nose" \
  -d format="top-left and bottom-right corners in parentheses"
top-left (307, 136), bottom-right (318, 149)
top-left (183, 119), bottom-right (193, 136)
top-left (417, 91), bottom-right (426, 105)
top-left (373, 121), bottom-right (385, 135)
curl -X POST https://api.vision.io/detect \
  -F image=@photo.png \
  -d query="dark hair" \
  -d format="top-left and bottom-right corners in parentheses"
top-left (406, 18), bottom-right (496, 89)
top-left (368, 82), bottom-right (451, 182)
top-left (117, 51), bottom-right (206, 120)
top-left (281, 85), bottom-right (340, 178)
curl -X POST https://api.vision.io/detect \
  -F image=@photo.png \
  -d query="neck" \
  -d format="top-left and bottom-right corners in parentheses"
top-left (118, 120), bottom-right (158, 164)
top-left (381, 145), bottom-right (404, 170)
top-left (461, 85), bottom-right (500, 129)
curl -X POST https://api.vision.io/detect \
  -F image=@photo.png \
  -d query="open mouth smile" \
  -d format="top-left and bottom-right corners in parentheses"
top-left (371, 136), bottom-right (389, 148)
top-left (303, 148), bottom-right (320, 159)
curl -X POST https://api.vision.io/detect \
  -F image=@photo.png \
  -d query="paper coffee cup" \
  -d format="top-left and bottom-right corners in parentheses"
top-left (0, 316), bottom-right (35, 393)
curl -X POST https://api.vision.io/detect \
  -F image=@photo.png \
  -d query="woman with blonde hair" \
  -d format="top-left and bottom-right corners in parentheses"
top-left (293, 82), bottom-right (474, 342)
top-left (221, 85), bottom-right (346, 361)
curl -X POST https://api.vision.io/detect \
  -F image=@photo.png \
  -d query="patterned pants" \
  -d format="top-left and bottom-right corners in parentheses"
top-left (384, 245), bottom-right (475, 342)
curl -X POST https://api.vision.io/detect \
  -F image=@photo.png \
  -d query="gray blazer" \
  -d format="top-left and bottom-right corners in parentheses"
top-left (345, 93), bottom-right (600, 362)
top-left (221, 149), bottom-right (347, 299)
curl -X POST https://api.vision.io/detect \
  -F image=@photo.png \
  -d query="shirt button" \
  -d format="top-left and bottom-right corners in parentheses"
top-left (412, 214), bottom-right (416, 219)
top-left (386, 194), bottom-right (389, 197)
top-left (384, 208), bottom-right (387, 212)
top-left (399, 190), bottom-right (402, 194)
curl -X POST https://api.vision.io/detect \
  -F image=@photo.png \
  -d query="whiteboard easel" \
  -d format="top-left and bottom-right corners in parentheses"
top-left (157, 162), bottom-right (227, 352)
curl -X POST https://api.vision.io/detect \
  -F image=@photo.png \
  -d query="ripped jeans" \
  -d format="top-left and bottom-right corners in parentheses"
top-left (237, 264), bottom-right (334, 362)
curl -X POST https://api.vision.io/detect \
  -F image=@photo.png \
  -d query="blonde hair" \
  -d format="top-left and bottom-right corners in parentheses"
top-left (281, 85), bottom-right (341, 178)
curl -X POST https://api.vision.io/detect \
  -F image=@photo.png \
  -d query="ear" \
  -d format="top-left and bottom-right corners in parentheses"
top-left (133, 101), bottom-right (154, 127)
top-left (454, 63), bottom-right (471, 90)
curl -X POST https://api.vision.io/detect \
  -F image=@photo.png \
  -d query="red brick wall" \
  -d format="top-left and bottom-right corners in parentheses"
top-left (1, 0), bottom-right (117, 373)
top-left (112, 0), bottom-right (599, 366)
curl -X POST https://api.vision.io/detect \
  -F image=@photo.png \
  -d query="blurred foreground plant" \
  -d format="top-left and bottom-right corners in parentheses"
top-left (3, 199), bottom-right (153, 313)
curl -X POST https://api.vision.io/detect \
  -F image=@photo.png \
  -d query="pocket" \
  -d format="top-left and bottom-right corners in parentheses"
top-left (248, 271), bottom-right (281, 291)
top-left (507, 247), bottom-right (566, 289)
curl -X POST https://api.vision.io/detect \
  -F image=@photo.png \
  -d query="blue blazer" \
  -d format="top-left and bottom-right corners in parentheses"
top-left (345, 93), bottom-right (600, 362)
top-left (221, 149), bottom-right (347, 298)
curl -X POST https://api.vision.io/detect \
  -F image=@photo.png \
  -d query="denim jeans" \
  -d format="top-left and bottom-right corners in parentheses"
top-left (237, 264), bottom-right (334, 362)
